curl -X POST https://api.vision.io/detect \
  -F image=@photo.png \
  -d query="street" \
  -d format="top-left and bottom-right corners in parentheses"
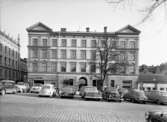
top-left (0, 94), bottom-right (167, 122)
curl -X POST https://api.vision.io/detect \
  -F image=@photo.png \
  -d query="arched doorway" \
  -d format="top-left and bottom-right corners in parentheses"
top-left (78, 77), bottom-right (87, 90)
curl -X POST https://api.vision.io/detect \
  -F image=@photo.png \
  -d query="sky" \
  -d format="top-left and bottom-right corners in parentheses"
top-left (0, 0), bottom-right (167, 66)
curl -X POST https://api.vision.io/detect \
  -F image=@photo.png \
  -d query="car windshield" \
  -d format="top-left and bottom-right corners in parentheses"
top-left (42, 85), bottom-right (51, 89)
top-left (17, 82), bottom-right (25, 85)
top-left (34, 84), bottom-right (43, 87)
top-left (85, 87), bottom-right (98, 92)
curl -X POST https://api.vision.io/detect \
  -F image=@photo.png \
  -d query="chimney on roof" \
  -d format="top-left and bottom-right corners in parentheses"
top-left (61, 28), bottom-right (66, 32)
top-left (104, 26), bottom-right (107, 33)
top-left (86, 27), bottom-right (90, 32)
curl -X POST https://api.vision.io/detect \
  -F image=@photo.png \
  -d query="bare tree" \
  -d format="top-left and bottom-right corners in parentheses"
top-left (95, 35), bottom-right (121, 90)
top-left (105, 0), bottom-right (167, 24)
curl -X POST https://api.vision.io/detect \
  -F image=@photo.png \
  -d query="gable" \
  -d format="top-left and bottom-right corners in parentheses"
top-left (116, 25), bottom-right (141, 35)
top-left (26, 22), bottom-right (52, 32)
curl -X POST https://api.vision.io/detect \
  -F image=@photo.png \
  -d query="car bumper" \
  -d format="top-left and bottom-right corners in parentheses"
top-left (84, 96), bottom-right (102, 100)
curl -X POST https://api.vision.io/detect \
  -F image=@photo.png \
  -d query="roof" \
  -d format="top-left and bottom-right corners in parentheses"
top-left (26, 22), bottom-right (52, 32)
top-left (26, 22), bottom-right (141, 36)
top-left (138, 74), bottom-right (167, 84)
top-left (115, 25), bottom-right (141, 35)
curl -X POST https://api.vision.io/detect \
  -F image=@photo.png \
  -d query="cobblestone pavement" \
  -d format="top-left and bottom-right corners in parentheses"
top-left (0, 94), bottom-right (167, 122)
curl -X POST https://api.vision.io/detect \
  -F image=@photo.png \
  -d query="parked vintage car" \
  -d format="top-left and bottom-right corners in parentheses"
top-left (80, 86), bottom-right (102, 100)
top-left (15, 82), bottom-right (30, 93)
top-left (145, 111), bottom-right (167, 122)
top-left (102, 87), bottom-right (123, 102)
top-left (123, 89), bottom-right (148, 103)
top-left (145, 90), bottom-right (167, 105)
top-left (30, 83), bottom-right (43, 93)
top-left (59, 86), bottom-right (76, 98)
top-left (39, 84), bottom-right (56, 97)
top-left (0, 80), bottom-right (17, 94)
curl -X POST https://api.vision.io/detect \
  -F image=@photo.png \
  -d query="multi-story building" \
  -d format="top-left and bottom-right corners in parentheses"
top-left (0, 30), bottom-right (20, 81)
top-left (27, 22), bottom-right (140, 89)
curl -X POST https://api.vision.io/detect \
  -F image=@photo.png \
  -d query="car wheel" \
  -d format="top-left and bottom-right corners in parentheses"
top-left (1, 89), bottom-right (5, 96)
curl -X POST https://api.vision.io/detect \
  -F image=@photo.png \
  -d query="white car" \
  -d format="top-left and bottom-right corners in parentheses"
top-left (30, 84), bottom-right (43, 93)
top-left (39, 84), bottom-right (56, 97)
top-left (15, 82), bottom-right (29, 93)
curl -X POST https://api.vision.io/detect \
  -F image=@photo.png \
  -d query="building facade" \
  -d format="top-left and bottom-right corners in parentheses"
top-left (20, 58), bottom-right (28, 82)
top-left (0, 30), bottom-right (21, 81)
top-left (137, 74), bottom-right (167, 92)
top-left (27, 22), bottom-right (140, 89)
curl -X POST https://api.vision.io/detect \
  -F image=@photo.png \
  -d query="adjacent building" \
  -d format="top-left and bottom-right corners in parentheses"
top-left (0, 30), bottom-right (21, 81)
top-left (27, 22), bottom-right (140, 89)
top-left (137, 74), bottom-right (167, 92)
top-left (20, 58), bottom-right (28, 82)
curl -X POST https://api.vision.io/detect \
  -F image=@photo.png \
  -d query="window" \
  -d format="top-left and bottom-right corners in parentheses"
top-left (0, 43), bottom-right (2, 52)
top-left (101, 40), bottom-right (106, 48)
top-left (52, 62), bottom-right (57, 72)
top-left (0, 69), bottom-right (2, 77)
top-left (119, 41), bottom-right (126, 48)
top-left (147, 87), bottom-right (151, 91)
top-left (119, 52), bottom-right (126, 61)
top-left (52, 39), bottom-right (57, 47)
top-left (81, 40), bottom-right (86, 47)
top-left (60, 62), bottom-right (66, 72)
top-left (39, 62), bottom-right (47, 72)
top-left (71, 39), bottom-right (77, 47)
top-left (111, 80), bottom-right (115, 87)
top-left (90, 63), bottom-right (96, 73)
top-left (0, 56), bottom-right (2, 65)
top-left (48, 62), bottom-right (57, 72)
top-left (32, 62), bottom-right (38, 72)
top-left (80, 50), bottom-right (86, 59)
top-left (122, 80), bottom-right (132, 89)
top-left (41, 49), bottom-right (47, 59)
top-left (128, 52), bottom-right (135, 61)
top-left (80, 62), bottom-right (86, 72)
top-left (91, 50), bottom-right (96, 60)
top-left (91, 40), bottom-right (96, 48)
top-left (129, 41), bottom-right (136, 48)
top-left (127, 65), bottom-right (135, 74)
top-left (32, 38), bottom-right (38, 46)
top-left (51, 49), bottom-right (57, 59)
top-left (61, 49), bottom-right (66, 59)
top-left (42, 39), bottom-right (47, 46)
top-left (70, 62), bottom-right (76, 72)
top-left (160, 88), bottom-right (164, 91)
top-left (31, 49), bottom-right (38, 58)
top-left (61, 39), bottom-right (67, 47)
top-left (70, 50), bottom-right (76, 59)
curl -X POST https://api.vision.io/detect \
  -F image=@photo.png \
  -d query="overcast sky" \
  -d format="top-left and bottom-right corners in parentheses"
top-left (0, 0), bottom-right (167, 65)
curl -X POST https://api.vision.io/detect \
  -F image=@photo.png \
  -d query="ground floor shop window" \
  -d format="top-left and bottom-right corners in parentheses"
top-left (122, 80), bottom-right (132, 89)
top-left (63, 79), bottom-right (73, 86)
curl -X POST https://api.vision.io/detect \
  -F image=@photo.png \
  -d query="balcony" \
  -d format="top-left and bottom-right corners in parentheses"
top-left (28, 45), bottom-right (50, 48)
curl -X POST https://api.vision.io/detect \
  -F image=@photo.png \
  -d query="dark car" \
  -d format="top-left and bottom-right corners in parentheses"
top-left (123, 89), bottom-right (148, 103)
top-left (59, 86), bottom-right (76, 98)
top-left (102, 87), bottom-right (123, 102)
top-left (0, 80), bottom-right (17, 94)
top-left (80, 86), bottom-right (102, 100)
top-left (145, 111), bottom-right (167, 122)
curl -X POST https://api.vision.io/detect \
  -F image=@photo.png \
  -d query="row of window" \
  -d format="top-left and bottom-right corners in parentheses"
top-left (0, 56), bottom-right (18, 69)
top-left (31, 38), bottom-right (136, 48)
top-left (143, 87), bottom-right (167, 91)
top-left (0, 68), bottom-right (19, 80)
top-left (30, 49), bottom-right (136, 61)
top-left (0, 43), bottom-right (19, 59)
top-left (29, 62), bottom-right (136, 74)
